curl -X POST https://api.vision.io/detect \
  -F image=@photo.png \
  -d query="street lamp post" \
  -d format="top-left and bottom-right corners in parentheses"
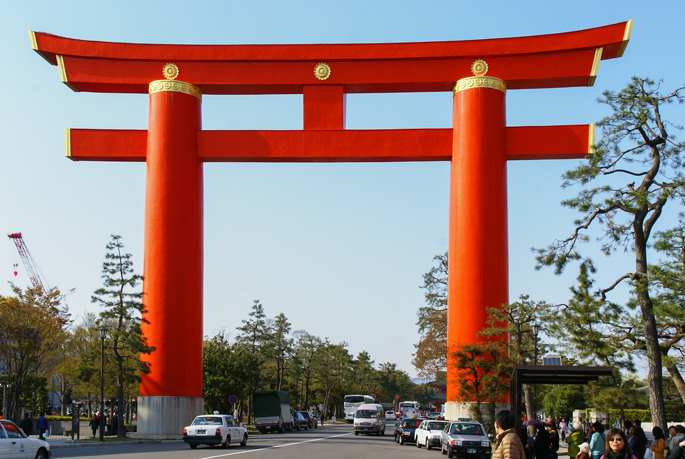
top-left (99, 327), bottom-right (107, 442)
top-left (531, 322), bottom-right (540, 419)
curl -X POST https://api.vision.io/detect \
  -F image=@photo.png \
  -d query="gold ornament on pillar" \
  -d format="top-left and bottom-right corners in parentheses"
top-left (454, 59), bottom-right (506, 94)
top-left (471, 59), bottom-right (488, 76)
top-left (163, 63), bottom-right (179, 80)
top-left (314, 63), bottom-right (331, 81)
top-left (149, 63), bottom-right (202, 100)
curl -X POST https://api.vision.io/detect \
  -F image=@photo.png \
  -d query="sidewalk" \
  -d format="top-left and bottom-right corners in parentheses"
top-left (32, 435), bottom-right (176, 450)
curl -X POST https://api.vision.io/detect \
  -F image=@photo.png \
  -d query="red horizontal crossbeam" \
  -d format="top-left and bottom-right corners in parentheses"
top-left (31, 21), bottom-right (631, 94)
top-left (65, 126), bottom-right (593, 163)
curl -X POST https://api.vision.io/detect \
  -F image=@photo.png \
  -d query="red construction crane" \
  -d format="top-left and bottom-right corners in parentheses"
top-left (8, 233), bottom-right (45, 290)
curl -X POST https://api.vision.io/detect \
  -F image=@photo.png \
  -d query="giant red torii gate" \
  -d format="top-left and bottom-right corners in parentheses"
top-left (31, 20), bottom-right (631, 435)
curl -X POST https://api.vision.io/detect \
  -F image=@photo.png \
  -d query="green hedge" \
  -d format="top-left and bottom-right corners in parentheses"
top-left (583, 409), bottom-right (651, 425)
top-left (45, 416), bottom-right (90, 421)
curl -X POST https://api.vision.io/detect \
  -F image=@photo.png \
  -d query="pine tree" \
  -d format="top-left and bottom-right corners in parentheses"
top-left (91, 235), bottom-right (154, 438)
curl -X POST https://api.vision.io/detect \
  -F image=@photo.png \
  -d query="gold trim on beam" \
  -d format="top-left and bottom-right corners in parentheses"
top-left (617, 19), bottom-right (634, 58)
top-left (588, 124), bottom-right (596, 155)
top-left (453, 76), bottom-right (506, 94)
top-left (28, 30), bottom-right (53, 65)
top-left (56, 55), bottom-right (78, 92)
top-left (148, 80), bottom-right (202, 100)
top-left (65, 128), bottom-right (76, 161)
top-left (587, 47), bottom-right (603, 87)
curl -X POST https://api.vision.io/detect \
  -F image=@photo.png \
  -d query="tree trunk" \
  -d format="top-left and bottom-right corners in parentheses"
top-left (663, 359), bottom-right (685, 406)
top-left (117, 376), bottom-right (126, 438)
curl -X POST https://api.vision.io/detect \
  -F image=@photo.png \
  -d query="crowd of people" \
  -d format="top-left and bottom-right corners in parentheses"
top-left (88, 411), bottom-right (120, 437)
top-left (497, 415), bottom-right (685, 459)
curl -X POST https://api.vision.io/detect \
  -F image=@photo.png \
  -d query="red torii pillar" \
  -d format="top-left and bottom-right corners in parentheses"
top-left (30, 20), bottom-right (631, 434)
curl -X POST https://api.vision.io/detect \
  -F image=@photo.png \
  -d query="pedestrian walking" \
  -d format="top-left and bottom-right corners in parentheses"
top-left (106, 413), bottom-right (112, 436)
top-left (19, 413), bottom-right (32, 436)
top-left (589, 421), bottom-right (607, 459)
top-left (492, 410), bottom-right (526, 459)
top-left (667, 426), bottom-right (685, 459)
top-left (568, 422), bottom-right (587, 459)
top-left (633, 424), bottom-right (648, 459)
top-left (112, 412), bottom-right (118, 436)
top-left (550, 423), bottom-right (560, 459)
top-left (651, 427), bottom-right (666, 459)
top-left (89, 414), bottom-right (99, 438)
top-left (534, 425), bottom-right (552, 459)
top-left (577, 442), bottom-right (591, 459)
top-left (36, 412), bottom-right (48, 440)
top-left (601, 428), bottom-right (638, 459)
top-left (560, 420), bottom-right (568, 443)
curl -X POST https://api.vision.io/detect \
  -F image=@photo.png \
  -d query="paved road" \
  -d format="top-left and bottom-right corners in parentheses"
top-left (51, 422), bottom-right (433, 459)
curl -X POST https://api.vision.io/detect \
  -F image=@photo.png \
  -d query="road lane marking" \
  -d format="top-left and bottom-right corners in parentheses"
top-left (199, 432), bottom-right (354, 459)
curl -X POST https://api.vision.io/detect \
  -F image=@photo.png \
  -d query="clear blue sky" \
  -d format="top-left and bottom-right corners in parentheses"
top-left (1, 0), bottom-right (684, 378)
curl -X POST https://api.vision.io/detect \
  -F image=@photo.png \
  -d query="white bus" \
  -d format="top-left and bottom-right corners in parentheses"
top-left (398, 401), bottom-right (420, 417)
top-left (343, 394), bottom-right (375, 423)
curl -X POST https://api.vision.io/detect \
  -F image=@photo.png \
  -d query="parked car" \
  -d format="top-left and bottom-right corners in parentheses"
top-left (394, 417), bottom-right (423, 445)
top-left (297, 411), bottom-right (317, 429)
top-left (182, 414), bottom-right (248, 449)
top-left (440, 421), bottom-right (491, 459)
top-left (415, 419), bottom-right (448, 450)
top-left (385, 410), bottom-right (396, 421)
top-left (0, 420), bottom-right (51, 459)
top-left (293, 412), bottom-right (308, 431)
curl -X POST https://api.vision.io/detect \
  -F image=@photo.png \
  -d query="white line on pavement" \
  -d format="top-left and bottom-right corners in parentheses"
top-left (199, 432), bottom-right (354, 459)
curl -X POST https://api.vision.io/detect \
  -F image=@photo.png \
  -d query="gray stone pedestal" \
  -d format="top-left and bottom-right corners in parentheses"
top-left (137, 396), bottom-right (204, 437)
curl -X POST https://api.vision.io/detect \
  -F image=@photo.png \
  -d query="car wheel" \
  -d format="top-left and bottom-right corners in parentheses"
top-left (442, 443), bottom-right (447, 455)
top-left (240, 434), bottom-right (248, 447)
top-left (427, 441), bottom-right (433, 451)
top-left (222, 435), bottom-right (230, 448)
top-left (35, 450), bottom-right (48, 459)
top-left (417, 437), bottom-right (422, 448)
top-left (190, 444), bottom-right (198, 449)
top-left (400, 437), bottom-right (405, 445)
top-left (448, 448), bottom-right (454, 458)
top-left (355, 432), bottom-right (359, 436)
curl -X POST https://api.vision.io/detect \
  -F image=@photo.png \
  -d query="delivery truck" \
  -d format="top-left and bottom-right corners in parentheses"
top-left (253, 390), bottom-right (294, 434)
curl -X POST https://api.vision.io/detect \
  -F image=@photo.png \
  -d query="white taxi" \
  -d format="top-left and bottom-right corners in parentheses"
top-left (183, 414), bottom-right (248, 449)
top-left (0, 420), bottom-right (51, 458)
top-left (415, 419), bottom-right (448, 450)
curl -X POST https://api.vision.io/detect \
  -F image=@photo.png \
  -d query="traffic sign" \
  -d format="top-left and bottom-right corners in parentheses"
top-left (228, 395), bottom-right (238, 404)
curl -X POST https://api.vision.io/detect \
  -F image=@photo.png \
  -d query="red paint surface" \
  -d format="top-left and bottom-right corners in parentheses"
top-left (32, 21), bottom-right (630, 94)
top-left (140, 90), bottom-right (203, 397)
top-left (67, 125), bottom-right (593, 163)
top-left (447, 86), bottom-right (507, 401)
top-left (303, 85), bottom-right (345, 130)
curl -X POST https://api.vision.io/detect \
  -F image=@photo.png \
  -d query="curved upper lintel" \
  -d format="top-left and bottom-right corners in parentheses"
top-left (617, 19), bottom-right (634, 58)
top-left (30, 21), bottom-right (633, 95)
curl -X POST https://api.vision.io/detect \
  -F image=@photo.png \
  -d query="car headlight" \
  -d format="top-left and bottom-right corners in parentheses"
top-left (451, 439), bottom-right (462, 446)
top-left (482, 441), bottom-right (490, 447)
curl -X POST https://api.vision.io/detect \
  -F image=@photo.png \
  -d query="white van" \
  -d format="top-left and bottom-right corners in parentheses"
top-left (353, 403), bottom-right (386, 436)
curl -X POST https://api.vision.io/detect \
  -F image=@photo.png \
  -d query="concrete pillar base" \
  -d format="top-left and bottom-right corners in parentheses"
top-left (444, 401), bottom-right (510, 422)
top-left (137, 396), bottom-right (204, 436)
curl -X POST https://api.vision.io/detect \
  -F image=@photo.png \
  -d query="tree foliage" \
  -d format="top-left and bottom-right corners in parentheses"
top-left (535, 77), bottom-right (685, 429)
top-left (0, 285), bottom-right (70, 421)
top-left (413, 252), bottom-right (447, 380)
top-left (91, 235), bottom-right (154, 437)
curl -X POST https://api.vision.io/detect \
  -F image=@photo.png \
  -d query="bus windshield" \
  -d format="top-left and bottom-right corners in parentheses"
top-left (345, 396), bottom-right (366, 404)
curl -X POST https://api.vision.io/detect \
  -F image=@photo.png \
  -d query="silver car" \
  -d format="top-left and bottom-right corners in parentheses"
top-left (440, 421), bottom-right (491, 459)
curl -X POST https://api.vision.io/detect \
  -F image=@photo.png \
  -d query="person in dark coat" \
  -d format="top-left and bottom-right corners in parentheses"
top-left (89, 414), bottom-right (99, 438)
top-left (534, 426), bottom-right (552, 459)
top-left (36, 412), bottom-right (48, 440)
top-left (633, 425), bottom-right (648, 459)
top-left (19, 413), bottom-right (32, 436)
